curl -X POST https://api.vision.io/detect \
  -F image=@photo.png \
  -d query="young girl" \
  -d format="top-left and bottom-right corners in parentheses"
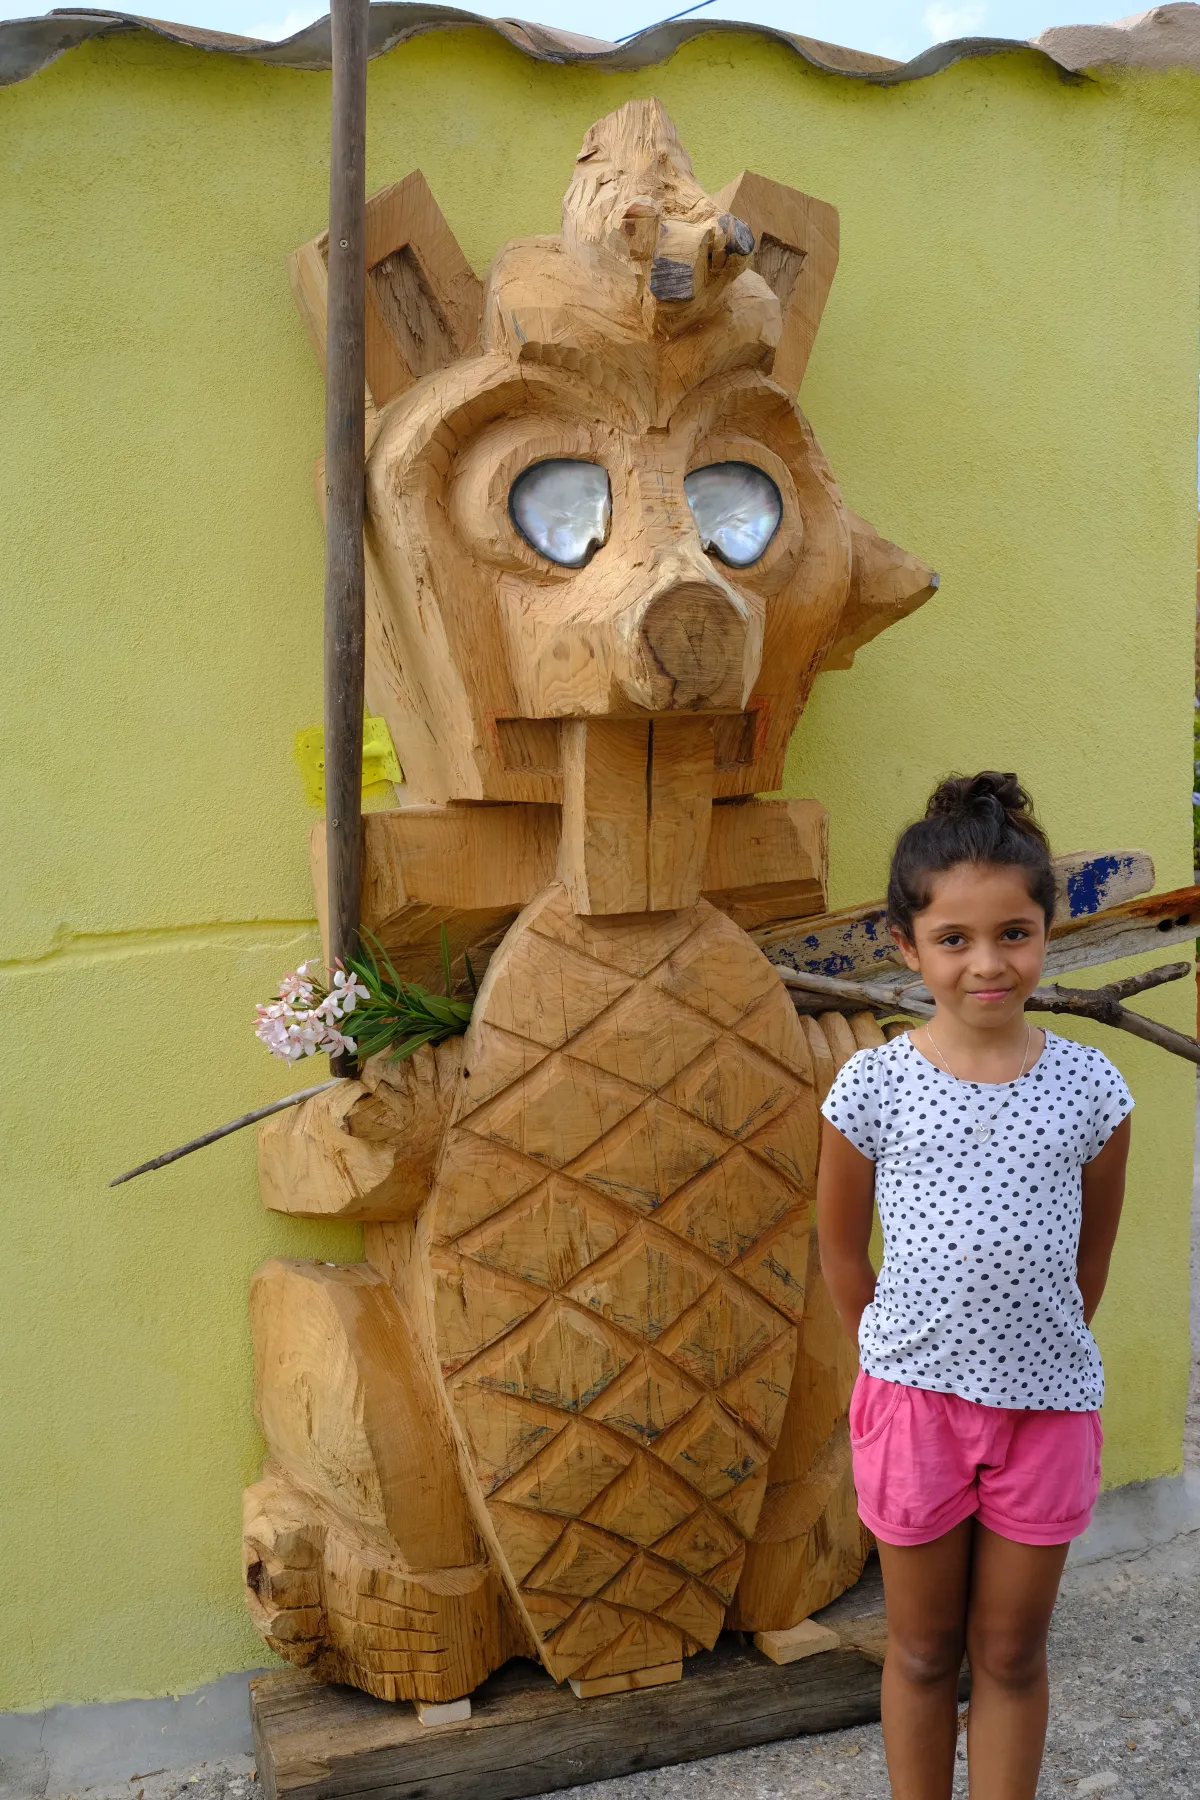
top-left (818, 772), bottom-right (1133, 1800)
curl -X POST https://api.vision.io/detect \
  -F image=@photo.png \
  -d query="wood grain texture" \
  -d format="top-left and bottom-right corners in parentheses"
top-left (648, 717), bottom-right (715, 911)
top-left (820, 510), bottom-right (938, 672)
top-left (426, 883), bottom-right (827, 1685)
top-left (569, 1659), bottom-right (681, 1698)
top-left (249, 906), bottom-right (869, 1698)
top-left (559, 718), bottom-right (716, 915)
top-left (704, 799), bottom-right (827, 928)
top-left (559, 719), bottom-right (652, 915)
top-left (729, 1011), bottom-right (878, 1632)
top-left (290, 169), bottom-right (482, 408)
top-left (710, 168), bottom-right (839, 395)
top-left (256, 1043), bottom-right (461, 1221)
top-left (257, 91), bottom-right (949, 1708)
top-left (313, 797), bottom-right (827, 973)
top-left (754, 1618), bottom-right (840, 1664)
top-left (249, 1561), bottom-right (914, 1800)
top-left (244, 1259), bottom-right (530, 1703)
top-left (287, 97), bottom-right (934, 805)
top-left (250, 1634), bottom-right (883, 1800)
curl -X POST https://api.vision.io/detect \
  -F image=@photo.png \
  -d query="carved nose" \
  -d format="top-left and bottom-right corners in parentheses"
top-left (640, 580), bottom-right (757, 710)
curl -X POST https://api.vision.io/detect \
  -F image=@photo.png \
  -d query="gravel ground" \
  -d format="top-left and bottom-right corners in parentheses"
top-left (67, 1098), bottom-right (1200, 1800)
top-left (95, 1532), bottom-right (1197, 1800)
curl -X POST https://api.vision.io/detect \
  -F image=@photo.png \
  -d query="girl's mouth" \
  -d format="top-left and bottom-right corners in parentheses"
top-left (967, 988), bottom-right (1013, 1002)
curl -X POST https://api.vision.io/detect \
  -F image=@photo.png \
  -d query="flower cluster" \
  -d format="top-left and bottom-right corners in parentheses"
top-left (254, 961), bottom-right (370, 1063)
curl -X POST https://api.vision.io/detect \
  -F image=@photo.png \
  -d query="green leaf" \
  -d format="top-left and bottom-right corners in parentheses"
top-left (330, 927), bottom-right (478, 1066)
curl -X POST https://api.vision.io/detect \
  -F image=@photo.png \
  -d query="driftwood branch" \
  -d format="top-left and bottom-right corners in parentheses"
top-left (1026, 962), bottom-right (1200, 1065)
top-left (109, 1080), bottom-right (342, 1187)
top-left (779, 960), bottom-right (1200, 1066)
top-left (777, 967), bottom-right (934, 1018)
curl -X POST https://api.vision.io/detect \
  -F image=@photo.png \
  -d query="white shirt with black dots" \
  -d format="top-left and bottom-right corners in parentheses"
top-left (820, 1029), bottom-right (1134, 1412)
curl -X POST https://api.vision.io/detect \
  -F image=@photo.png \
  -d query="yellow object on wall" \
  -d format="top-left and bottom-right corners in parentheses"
top-left (294, 713), bottom-right (403, 808)
top-left (1, 24), bottom-right (1198, 1712)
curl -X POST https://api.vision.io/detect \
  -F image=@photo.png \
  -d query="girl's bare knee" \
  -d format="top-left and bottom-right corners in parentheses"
top-left (967, 1626), bottom-right (1047, 1693)
top-left (888, 1623), bottom-right (965, 1688)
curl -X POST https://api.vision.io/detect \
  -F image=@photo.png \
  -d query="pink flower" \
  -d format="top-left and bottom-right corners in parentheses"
top-left (329, 969), bottom-right (370, 1014)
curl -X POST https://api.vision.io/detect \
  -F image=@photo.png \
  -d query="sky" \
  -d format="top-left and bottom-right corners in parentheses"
top-left (0, 0), bottom-right (1131, 64)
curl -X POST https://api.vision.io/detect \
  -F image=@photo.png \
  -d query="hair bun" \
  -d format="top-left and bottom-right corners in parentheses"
top-left (926, 771), bottom-right (1031, 824)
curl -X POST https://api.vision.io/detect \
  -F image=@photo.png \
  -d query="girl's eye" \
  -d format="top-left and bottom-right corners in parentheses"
top-left (1003, 928), bottom-right (1030, 941)
top-left (509, 459), bottom-right (611, 567)
top-left (685, 462), bottom-right (782, 567)
top-left (938, 934), bottom-right (965, 948)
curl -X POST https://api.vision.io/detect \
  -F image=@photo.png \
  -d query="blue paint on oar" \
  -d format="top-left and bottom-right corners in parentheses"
top-left (1065, 853), bottom-right (1130, 919)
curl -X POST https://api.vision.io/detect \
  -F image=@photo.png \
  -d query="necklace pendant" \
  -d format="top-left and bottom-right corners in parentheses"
top-left (973, 1124), bottom-right (993, 1142)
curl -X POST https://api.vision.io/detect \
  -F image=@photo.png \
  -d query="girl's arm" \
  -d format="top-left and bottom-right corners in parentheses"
top-left (816, 1117), bottom-right (878, 1340)
top-left (1077, 1113), bottom-right (1132, 1324)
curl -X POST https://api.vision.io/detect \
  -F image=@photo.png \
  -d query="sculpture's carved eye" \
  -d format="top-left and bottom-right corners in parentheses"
top-left (685, 462), bottom-right (783, 567)
top-left (509, 459), bottom-right (611, 567)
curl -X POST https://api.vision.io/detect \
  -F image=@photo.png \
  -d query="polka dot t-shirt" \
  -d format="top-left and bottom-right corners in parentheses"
top-left (821, 1030), bottom-right (1133, 1411)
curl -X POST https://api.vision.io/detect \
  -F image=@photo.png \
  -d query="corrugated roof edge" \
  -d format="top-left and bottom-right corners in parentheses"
top-left (3, 2), bottom-right (1200, 92)
top-left (0, 3), bottom-right (1075, 89)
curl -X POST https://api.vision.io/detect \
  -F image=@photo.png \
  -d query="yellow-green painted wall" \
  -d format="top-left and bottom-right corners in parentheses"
top-left (2, 26), bottom-right (1197, 1711)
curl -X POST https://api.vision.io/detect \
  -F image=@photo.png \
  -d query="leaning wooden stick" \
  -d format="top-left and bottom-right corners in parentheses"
top-left (109, 1080), bottom-right (341, 1187)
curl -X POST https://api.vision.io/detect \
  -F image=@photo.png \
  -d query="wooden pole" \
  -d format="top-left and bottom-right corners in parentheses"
top-left (323, 0), bottom-right (369, 1076)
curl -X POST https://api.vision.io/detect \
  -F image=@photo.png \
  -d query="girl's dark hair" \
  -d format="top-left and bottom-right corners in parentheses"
top-left (886, 771), bottom-right (1056, 941)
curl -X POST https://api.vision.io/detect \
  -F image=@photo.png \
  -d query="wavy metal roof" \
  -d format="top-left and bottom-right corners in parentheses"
top-left (3, 2), bottom-right (1200, 91)
top-left (0, 2), bottom-right (1194, 89)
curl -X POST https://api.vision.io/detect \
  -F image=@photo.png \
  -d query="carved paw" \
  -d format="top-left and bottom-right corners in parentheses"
top-left (243, 1469), bottom-right (527, 1702)
top-left (243, 1475), bottom-right (327, 1665)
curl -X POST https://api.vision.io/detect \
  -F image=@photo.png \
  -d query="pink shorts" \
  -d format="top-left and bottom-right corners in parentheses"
top-left (849, 1371), bottom-right (1103, 1547)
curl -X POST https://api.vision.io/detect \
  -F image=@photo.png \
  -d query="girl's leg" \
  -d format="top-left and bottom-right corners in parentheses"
top-left (964, 1524), bottom-right (1069, 1799)
top-left (876, 1518), bottom-right (974, 1800)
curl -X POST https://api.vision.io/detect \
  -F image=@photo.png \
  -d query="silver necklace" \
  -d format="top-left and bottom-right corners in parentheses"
top-left (923, 1023), bottom-right (1034, 1142)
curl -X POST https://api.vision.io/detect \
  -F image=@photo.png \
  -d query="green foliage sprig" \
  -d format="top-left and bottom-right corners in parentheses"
top-left (346, 930), bottom-right (476, 1063)
top-left (255, 928), bottom-right (475, 1068)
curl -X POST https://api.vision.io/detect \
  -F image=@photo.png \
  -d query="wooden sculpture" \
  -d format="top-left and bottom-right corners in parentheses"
top-left (244, 98), bottom-right (936, 1708)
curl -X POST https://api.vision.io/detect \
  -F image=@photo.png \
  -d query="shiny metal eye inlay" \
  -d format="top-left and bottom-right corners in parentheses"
top-left (685, 462), bottom-right (782, 567)
top-left (508, 456), bottom-right (781, 571)
top-left (509, 459), bottom-right (611, 567)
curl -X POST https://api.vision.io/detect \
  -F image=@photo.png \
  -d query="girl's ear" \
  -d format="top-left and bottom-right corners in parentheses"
top-left (890, 923), bottom-right (922, 973)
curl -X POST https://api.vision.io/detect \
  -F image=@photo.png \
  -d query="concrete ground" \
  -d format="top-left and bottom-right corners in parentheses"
top-left (9, 1101), bottom-right (1200, 1800)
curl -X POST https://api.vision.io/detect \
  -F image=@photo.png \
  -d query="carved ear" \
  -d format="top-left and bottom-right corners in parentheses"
top-left (822, 511), bottom-right (939, 671)
top-left (711, 170), bottom-right (839, 393)
top-left (289, 170), bottom-right (483, 409)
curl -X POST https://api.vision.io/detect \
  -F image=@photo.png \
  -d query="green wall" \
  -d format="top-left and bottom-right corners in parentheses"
top-left (1, 25), bottom-right (1197, 1709)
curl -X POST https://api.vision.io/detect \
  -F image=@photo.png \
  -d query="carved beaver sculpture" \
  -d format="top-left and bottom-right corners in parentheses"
top-left (243, 99), bottom-right (936, 1705)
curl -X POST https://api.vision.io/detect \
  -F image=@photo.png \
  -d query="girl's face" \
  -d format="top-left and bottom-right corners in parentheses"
top-left (892, 862), bottom-right (1048, 1029)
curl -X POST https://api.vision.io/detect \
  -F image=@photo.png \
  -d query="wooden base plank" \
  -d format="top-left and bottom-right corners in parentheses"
top-left (250, 1564), bottom-right (906, 1800)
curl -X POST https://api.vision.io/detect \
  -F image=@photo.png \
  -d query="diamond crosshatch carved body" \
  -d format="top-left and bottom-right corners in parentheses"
top-left (432, 886), bottom-right (813, 1683)
top-left (244, 97), bottom-right (936, 1703)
